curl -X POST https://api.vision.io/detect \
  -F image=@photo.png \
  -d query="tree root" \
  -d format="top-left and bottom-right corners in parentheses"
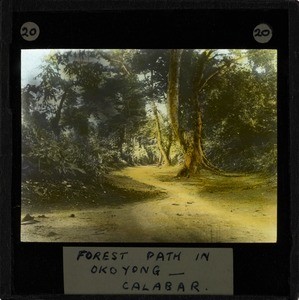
top-left (176, 157), bottom-right (243, 178)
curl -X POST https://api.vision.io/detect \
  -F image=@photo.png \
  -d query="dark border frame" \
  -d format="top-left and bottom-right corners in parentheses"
top-left (1, 0), bottom-right (298, 299)
top-left (289, 2), bottom-right (299, 300)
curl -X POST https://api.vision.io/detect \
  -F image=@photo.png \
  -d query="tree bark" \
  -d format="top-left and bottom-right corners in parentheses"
top-left (118, 127), bottom-right (125, 160)
top-left (167, 50), bottom-right (220, 177)
top-left (152, 102), bottom-right (171, 166)
top-left (179, 52), bottom-right (220, 176)
top-left (149, 69), bottom-right (171, 166)
top-left (51, 92), bottom-right (67, 138)
top-left (167, 49), bottom-right (184, 145)
top-left (177, 107), bottom-right (219, 176)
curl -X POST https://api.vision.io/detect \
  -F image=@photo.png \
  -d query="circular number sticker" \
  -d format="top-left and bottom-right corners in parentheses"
top-left (253, 23), bottom-right (273, 44)
top-left (20, 22), bottom-right (40, 41)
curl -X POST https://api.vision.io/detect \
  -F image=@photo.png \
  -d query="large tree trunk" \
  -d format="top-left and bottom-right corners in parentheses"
top-left (167, 49), bottom-right (184, 144)
top-left (178, 56), bottom-right (217, 176)
top-left (167, 50), bottom-right (219, 177)
top-left (177, 108), bottom-right (219, 177)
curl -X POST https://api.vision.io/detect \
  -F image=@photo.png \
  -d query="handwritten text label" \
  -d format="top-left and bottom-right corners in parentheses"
top-left (63, 247), bottom-right (233, 295)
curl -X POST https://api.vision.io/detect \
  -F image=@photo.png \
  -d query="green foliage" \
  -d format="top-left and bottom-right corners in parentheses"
top-left (202, 50), bottom-right (277, 172)
top-left (22, 48), bottom-right (277, 183)
top-left (23, 128), bottom-right (86, 178)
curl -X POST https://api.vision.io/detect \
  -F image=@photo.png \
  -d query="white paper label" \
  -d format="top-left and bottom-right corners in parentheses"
top-left (63, 247), bottom-right (233, 295)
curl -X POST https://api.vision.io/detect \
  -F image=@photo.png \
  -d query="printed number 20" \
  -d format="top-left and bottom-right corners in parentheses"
top-left (21, 26), bottom-right (37, 37)
top-left (254, 28), bottom-right (270, 37)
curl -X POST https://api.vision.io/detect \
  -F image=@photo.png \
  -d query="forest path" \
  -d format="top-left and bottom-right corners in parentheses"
top-left (111, 165), bottom-right (277, 242)
top-left (21, 165), bottom-right (277, 243)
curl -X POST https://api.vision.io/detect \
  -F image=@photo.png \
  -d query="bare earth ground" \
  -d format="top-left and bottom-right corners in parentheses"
top-left (21, 165), bottom-right (277, 242)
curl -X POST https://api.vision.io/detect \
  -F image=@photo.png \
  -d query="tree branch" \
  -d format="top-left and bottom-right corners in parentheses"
top-left (198, 54), bottom-right (246, 93)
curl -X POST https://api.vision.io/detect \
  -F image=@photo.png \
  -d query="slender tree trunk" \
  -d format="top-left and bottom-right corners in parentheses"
top-left (51, 92), bottom-right (67, 138)
top-left (118, 127), bottom-right (125, 160)
top-left (152, 102), bottom-right (171, 166)
top-left (165, 129), bottom-right (173, 161)
top-left (149, 69), bottom-right (171, 166)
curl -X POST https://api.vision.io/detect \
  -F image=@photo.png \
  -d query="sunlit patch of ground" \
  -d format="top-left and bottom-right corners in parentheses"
top-left (21, 165), bottom-right (276, 243)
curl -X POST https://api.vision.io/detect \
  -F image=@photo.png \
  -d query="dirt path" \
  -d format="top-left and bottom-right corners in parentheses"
top-left (111, 166), bottom-right (277, 243)
top-left (21, 165), bottom-right (277, 242)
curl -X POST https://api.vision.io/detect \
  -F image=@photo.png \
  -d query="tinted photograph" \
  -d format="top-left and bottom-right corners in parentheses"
top-left (21, 49), bottom-right (277, 242)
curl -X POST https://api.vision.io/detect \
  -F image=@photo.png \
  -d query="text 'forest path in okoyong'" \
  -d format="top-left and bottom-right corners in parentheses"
top-left (111, 165), bottom-right (277, 243)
